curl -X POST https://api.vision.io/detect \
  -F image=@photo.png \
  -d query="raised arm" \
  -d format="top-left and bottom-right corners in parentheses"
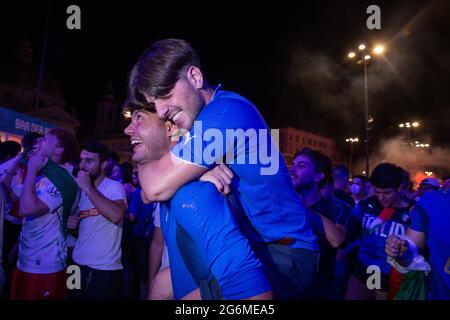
top-left (138, 152), bottom-right (206, 202)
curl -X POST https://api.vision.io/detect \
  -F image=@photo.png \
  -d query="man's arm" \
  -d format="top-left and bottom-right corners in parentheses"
top-left (318, 214), bottom-right (347, 248)
top-left (84, 187), bottom-right (126, 225)
top-left (75, 171), bottom-right (126, 225)
top-left (148, 227), bottom-right (164, 285)
top-left (19, 156), bottom-right (49, 218)
top-left (138, 152), bottom-right (206, 202)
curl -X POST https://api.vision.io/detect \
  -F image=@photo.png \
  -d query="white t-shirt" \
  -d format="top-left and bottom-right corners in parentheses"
top-left (72, 177), bottom-right (127, 270)
top-left (17, 166), bottom-right (73, 274)
top-left (153, 203), bottom-right (170, 270)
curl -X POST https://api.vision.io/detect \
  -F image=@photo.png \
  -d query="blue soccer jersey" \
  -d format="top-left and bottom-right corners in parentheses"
top-left (171, 88), bottom-right (317, 251)
top-left (160, 181), bottom-right (272, 300)
top-left (353, 196), bottom-right (412, 275)
top-left (409, 191), bottom-right (450, 300)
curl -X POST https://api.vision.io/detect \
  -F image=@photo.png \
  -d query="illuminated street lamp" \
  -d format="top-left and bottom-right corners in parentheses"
top-left (347, 43), bottom-right (386, 177)
top-left (399, 121), bottom-right (420, 143)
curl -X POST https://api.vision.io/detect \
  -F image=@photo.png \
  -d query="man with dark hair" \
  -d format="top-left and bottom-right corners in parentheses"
top-left (67, 141), bottom-right (127, 300)
top-left (124, 105), bottom-right (273, 300)
top-left (10, 129), bottom-right (79, 300)
top-left (345, 163), bottom-right (413, 300)
top-left (291, 147), bottom-right (350, 299)
top-left (128, 38), bottom-right (318, 299)
top-left (350, 175), bottom-right (367, 205)
top-left (333, 164), bottom-right (355, 207)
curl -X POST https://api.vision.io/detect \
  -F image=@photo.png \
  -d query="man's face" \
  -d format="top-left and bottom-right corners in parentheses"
top-left (110, 164), bottom-right (122, 182)
top-left (374, 187), bottom-right (400, 207)
top-left (28, 137), bottom-right (44, 157)
top-left (124, 110), bottom-right (172, 164)
top-left (144, 77), bottom-right (204, 130)
top-left (38, 134), bottom-right (61, 159)
top-left (79, 149), bottom-right (103, 181)
top-left (351, 177), bottom-right (366, 196)
top-left (290, 155), bottom-right (318, 189)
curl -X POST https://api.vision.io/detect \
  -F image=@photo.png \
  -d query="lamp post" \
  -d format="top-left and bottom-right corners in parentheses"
top-left (398, 121), bottom-right (419, 144)
top-left (345, 137), bottom-right (359, 176)
top-left (348, 44), bottom-right (385, 177)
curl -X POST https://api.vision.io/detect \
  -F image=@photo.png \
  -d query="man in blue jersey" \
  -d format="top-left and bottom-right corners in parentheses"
top-left (128, 38), bottom-right (318, 299)
top-left (123, 103), bottom-right (272, 300)
top-left (386, 190), bottom-right (450, 299)
top-left (345, 163), bottom-right (413, 300)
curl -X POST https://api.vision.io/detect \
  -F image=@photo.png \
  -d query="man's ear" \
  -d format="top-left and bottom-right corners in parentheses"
top-left (186, 66), bottom-right (204, 89)
top-left (55, 146), bottom-right (64, 160)
top-left (314, 172), bottom-right (325, 185)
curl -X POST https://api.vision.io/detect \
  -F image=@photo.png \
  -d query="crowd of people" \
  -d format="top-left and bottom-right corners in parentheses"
top-left (0, 38), bottom-right (449, 300)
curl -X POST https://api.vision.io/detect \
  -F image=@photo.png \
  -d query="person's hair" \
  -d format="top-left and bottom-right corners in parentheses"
top-left (109, 151), bottom-right (120, 164)
top-left (294, 147), bottom-right (333, 188)
top-left (0, 141), bottom-right (21, 162)
top-left (443, 175), bottom-right (450, 181)
top-left (352, 175), bottom-right (367, 183)
top-left (119, 162), bottom-right (134, 184)
top-left (127, 39), bottom-right (201, 111)
top-left (82, 141), bottom-right (110, 163)
top-left (48, 128), bottom-right (79, 164)
top-left (401, 169), bottom-right (411, 187)
top-left (333, 164), bottom-right (350, 179)
top-left (369, 163), bottom-right (404, 189)
top-left (22, 132), bottom-right (43, 155)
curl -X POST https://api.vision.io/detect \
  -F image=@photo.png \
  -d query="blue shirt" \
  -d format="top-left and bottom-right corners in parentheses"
top-left (353, 196), bottom-right (411, 275)
top-left (160, 181), bottom-right (271, 300)
top-left (128, 187), bottom-right (155, 239)
top-left (409, 191), bottom-right (450, 300)
top-left (171, 88), bottom-right (317, 251)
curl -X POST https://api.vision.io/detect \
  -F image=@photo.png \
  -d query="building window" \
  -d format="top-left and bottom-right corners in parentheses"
top-left (308, 139), bottom-right (312, 145)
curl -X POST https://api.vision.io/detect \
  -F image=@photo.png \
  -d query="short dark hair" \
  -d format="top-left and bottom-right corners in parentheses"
top-left (334, 164), bottom-right (350, 178)
top-left (48, 128), bottom-right (79, 164)
top-left (369, 163), bottom-right (404, 189)
top-left (127, 38), bottom-right (201, 111)
top-left (0, 141), bottom-right (21, 162)
top-left (294, 147), bottom-right (333, 187)
top-left (352, 175), bottom-right (367, 182)
top-left (443, 175), bottom-right (450, 181)
top-left (82, 141), bottom-right (110, 163)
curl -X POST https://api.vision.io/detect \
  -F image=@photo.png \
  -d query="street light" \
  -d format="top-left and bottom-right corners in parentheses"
top-left (345, 137), bottom-right (359, 175)
top-left (347, 43), bottom-right (386, 178)
top-left (399, 121), bottom-right (420, 143)
top-left (414, 140), bottom-right (430, 148)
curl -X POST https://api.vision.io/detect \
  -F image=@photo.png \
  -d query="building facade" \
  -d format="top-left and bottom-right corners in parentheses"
top-left (279, 127), bottom-right (343, 166)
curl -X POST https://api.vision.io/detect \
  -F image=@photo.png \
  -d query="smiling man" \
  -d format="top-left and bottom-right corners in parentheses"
top-left (124, 103), bottom-right (273, 300)
top-left (128, 38), bottom-right (318, 299)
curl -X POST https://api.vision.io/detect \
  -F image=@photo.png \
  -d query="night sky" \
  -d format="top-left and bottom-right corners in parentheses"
top-left (1, 0), bottom-right (449, 161)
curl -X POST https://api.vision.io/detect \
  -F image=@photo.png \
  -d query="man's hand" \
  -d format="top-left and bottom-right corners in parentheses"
top-left (199, 164), bottom-right (234, 195)
top-left (27, 155), bottom-right (48, 174)
top-left (385, 235), bottom-right (409, 259)
top-left (67, 212), bottom-right (81, 230)
top-left (75, 170), bottom-right (93, 193)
